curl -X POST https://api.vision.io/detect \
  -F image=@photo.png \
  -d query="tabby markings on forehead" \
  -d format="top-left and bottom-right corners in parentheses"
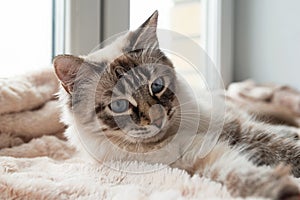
top-left (112, 70), bottom-right (152, 96)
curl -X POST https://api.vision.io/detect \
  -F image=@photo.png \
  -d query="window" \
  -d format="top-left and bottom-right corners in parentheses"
top-left (0, 0), bottom-right (53, 77)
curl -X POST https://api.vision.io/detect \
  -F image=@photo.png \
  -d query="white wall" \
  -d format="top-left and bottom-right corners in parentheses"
top-left (234, 0), bottom-right (300, 89)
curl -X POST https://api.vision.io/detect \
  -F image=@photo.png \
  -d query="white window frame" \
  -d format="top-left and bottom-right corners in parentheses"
top-left (53, 0), bottom-right (66, 57)
top-left (53, 0), bottom-right (129, 56)
top-left (202, 0), bottom-right (234, 86)
top-left (65, 0), bottom-right (101, 55)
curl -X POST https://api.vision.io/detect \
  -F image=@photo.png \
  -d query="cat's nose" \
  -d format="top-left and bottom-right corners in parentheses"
top-left (152, 118), bottom-right (163, 128)
top-left (149, 104), bottom-right (164, 128)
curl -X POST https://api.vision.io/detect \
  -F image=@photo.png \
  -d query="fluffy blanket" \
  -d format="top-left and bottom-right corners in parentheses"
top-left (0, 70), bottom-right (299, 199)
top-left (227, 80), bottom-right (300, 117)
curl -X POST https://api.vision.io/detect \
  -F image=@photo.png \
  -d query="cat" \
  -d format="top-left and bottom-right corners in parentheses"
top-left (53, 11), bottom-right (300, 199)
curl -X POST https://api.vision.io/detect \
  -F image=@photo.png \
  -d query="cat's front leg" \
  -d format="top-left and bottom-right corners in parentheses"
top-left (173, 142), bottom-right (300, 199)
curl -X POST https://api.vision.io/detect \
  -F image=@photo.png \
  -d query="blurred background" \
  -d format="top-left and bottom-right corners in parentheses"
top-left (0, 0), bottom-right (299, 89)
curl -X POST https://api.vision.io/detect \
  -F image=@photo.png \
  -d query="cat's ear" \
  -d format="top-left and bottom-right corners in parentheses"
top-left (53, 55), bottom-right (84, 93)
top-left (129, 10), bottom-right (159, 51)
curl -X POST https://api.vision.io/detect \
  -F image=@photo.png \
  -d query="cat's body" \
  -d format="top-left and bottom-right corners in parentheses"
top-left (54, 11), bottom-right (300, 199)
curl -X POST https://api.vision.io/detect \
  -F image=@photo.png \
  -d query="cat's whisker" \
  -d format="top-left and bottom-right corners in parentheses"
top-left (173, 99), bottom-right (203, 109)
top-left (176, 117), bottom-right (212, 123)
top-left (179, 113), bottom-right (202, 115)
top-left (176, 121), bottom-right (203, 126)
top-left (174, 120), bottom-right (200, 126)
top-left (175, 115), bottom-right (199, 119)
top-left (175, 117), bottom-right (200, 122)
top-left (175, 114), bottom-right (200, 118)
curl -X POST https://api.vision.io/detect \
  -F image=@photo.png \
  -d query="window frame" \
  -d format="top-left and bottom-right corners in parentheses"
top-left (202, 0), bottom-right (234, 86)
top-left (52, 0), bottom-right (66, 57)
top-left (54, 0), bottom-right (129, 56)
top-left (56, 0), bottom-right (233, 85)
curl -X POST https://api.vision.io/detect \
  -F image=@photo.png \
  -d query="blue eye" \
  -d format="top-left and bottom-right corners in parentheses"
top-left (151, 77), bottom-right (164, 94)
top-left (110, 99), bottom-right (129, 113)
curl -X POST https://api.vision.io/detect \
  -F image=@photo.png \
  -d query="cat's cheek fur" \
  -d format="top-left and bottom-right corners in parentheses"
top-left (58, 87), bottom-right (107, 161)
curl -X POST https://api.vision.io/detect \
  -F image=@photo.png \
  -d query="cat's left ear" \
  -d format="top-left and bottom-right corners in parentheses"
top-left (129, 10), bottom-right (159, 51)
top-left (53, 54), bottom-right (84, 94)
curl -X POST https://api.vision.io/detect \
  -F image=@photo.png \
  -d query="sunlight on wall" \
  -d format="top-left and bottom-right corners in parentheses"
top-left (0, 0), bottom-right (52, 77)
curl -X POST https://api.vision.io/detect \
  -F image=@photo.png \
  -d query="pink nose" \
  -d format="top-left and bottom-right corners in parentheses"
top-left (149, 104), bottom-right (164, 128)
top-left (152, 118), bottom-right (163, 128)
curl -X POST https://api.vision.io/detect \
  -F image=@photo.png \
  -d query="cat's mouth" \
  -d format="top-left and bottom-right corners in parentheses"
top-left (127, 125), bottom-right (164, 139)
top-left (125, 118), bottom-right (168, 143)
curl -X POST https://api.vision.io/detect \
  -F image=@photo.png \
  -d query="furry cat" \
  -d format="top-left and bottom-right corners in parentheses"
top-left (53, 11), bottom-right (300, 199)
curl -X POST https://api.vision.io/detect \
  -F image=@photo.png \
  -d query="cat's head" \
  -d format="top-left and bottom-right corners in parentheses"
top-left (54, 11), bottom-right (180, 148)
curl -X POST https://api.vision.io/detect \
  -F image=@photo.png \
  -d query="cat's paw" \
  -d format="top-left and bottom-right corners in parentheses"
top-left (291, 128), bottom-right (300, 140)
top-left (281, 127), bottom-right (300, 141)
top-left (277, 184), bottom-right (300, 200)
top-left (238, 165), bottom-right (300, 200)
top-left (266, 180), bottom-right (300, 200)
top-left (267, 165), bottom-right (300, 200)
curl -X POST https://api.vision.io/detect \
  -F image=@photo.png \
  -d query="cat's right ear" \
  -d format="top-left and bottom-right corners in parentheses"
top-left (129, 10), bottom-right (159, 51)
top-left (53, 54), bottom-right (84, 94)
